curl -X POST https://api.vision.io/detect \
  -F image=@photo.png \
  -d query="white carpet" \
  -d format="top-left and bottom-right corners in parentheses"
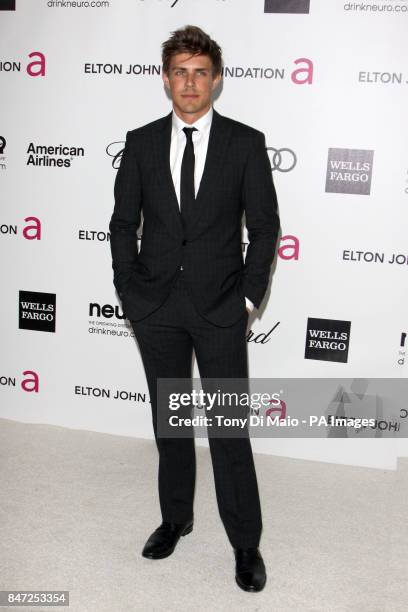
top-left (0, 417), bottom-right (406, 612)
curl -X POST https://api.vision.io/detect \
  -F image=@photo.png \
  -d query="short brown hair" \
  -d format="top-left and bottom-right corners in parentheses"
top-left (161, 25), bottom-right (222, 76)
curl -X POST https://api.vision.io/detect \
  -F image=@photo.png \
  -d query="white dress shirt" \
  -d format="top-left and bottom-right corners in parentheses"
top-left (170, 106), bottom-right (254, 313)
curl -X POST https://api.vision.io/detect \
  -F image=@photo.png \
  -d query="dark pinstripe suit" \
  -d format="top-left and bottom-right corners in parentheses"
top-left (109, 108), bottom-right (279, 548)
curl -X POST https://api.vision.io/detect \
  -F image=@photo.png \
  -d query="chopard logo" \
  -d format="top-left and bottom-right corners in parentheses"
top-left (106, 141), bottom-right (124, 169)
top-left (267, 147), bottom-right (297, 172)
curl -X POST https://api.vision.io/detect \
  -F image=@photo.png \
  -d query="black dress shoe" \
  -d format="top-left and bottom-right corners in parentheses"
top-left (141, 520), bottom-right (193, 559)
top-left (234, 547), bottom-right (266, 592)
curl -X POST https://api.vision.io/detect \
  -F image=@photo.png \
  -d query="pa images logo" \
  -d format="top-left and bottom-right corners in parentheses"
top-left (305, 317), bottom-right (351, 363)
top-left (264, 0), bottom-right (310, 13)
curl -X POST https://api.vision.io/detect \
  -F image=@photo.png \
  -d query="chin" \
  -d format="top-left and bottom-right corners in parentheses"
top-left (179, 96), bottom-right (201, 106)
top-left (179, 104), bottom-right (200, 114)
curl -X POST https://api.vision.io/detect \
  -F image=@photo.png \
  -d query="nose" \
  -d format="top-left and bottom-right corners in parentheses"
top-left (185, 72), bottom-right (196, 88)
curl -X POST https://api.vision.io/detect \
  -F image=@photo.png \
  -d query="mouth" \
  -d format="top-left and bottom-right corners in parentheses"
top-left (181, 94), bottom-right (199, 98)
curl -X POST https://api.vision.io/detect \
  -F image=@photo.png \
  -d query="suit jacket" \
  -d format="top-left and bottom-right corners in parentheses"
top-left (109, 108), bottom-right (280, 327)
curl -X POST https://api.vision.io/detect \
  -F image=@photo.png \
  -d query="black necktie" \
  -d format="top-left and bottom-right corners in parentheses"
top-left (180, 126), bottom-right (197, 227)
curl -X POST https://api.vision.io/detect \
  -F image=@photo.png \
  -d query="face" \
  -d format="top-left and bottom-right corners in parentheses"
top-left (162, 52), bottom-right (221, 123)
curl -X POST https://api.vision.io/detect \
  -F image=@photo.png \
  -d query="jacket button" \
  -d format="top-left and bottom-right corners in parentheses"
top-left (182, 239), bottom-right (187, 246)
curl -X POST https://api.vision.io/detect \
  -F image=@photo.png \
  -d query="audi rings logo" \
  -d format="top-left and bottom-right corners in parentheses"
top-left (267, 147), bottom-right (297, 172)
top-left (106, 141), bottom-right (124, 169)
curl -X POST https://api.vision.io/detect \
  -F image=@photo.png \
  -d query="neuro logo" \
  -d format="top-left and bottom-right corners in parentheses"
top-left (264, 0), bottom-right (310, 14)
top-left (305, 317), bottom-right (351, 363)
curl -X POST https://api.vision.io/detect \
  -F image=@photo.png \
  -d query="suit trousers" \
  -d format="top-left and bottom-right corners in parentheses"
top-left (129, 269), bottom-right (263, 549)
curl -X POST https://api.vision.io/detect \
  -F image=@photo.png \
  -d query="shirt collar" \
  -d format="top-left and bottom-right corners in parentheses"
top-left (172, 105), bottom-right (213, 135)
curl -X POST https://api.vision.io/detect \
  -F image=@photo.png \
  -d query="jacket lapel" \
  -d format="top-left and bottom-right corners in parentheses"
top-left (152, 111), bottom-right (183, 234)
top-left (195, 108), bottom-right (231, 200)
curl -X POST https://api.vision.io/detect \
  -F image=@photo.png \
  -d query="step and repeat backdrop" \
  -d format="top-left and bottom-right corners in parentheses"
top-left (1, 0), bottom-right (407, 468)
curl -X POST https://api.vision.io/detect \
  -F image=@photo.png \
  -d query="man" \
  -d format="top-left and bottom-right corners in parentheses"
top-left (109, 25), bottom-right (280, 593)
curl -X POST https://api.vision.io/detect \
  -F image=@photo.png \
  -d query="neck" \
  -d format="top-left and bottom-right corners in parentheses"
top-left (173, 104), bottom-right (211, 125)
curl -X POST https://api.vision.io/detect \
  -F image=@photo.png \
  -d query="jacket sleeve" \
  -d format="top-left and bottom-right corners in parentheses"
top-left (109, 131), bottom-right (142, 299)
top-left (241, 131), bottom-right (280, 309)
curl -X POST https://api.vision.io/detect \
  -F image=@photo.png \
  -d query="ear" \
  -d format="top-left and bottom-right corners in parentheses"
top-left (162, 70), bottom-right (170, 90)
top-left (212, 72), bottom-right (222, 90)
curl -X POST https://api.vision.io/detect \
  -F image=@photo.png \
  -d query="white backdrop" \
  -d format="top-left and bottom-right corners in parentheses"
top-left (1, 0), bottom-right (407, 469)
